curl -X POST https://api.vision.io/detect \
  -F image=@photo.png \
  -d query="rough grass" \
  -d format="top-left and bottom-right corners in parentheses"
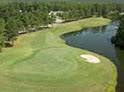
top-left (0, 17), bottom-right (117, 92)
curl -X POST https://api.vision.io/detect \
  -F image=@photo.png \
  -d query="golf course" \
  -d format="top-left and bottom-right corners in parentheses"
top-left (0, 17), bottom-right (117, 92)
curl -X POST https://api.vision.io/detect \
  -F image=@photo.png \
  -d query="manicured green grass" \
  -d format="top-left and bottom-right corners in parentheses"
top-left (0, 17), bottom-right (117, 92)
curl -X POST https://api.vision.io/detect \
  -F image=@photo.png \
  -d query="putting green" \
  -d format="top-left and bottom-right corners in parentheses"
top-left (0, 18), bottom-right (117, 92)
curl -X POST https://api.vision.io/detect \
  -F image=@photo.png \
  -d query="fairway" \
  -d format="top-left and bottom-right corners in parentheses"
top-left (0, 18), bottom-right (117, 92)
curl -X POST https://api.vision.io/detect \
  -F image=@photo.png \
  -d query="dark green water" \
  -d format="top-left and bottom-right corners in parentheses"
top-left (62, 22), bottom-right (124, 92)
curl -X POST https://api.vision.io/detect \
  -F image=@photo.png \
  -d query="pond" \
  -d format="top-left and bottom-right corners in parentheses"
top-left (62, 22), bottom-right (124, 92)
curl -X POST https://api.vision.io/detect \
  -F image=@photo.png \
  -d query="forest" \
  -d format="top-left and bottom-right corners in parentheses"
top-left (0, 0), bottom-right (124, 4)
top-left (0, 2), bottom-right (123, 52)
top-left (112, 15), bottom-right (124, 49)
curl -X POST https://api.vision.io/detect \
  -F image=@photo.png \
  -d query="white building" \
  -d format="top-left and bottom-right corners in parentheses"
top-left (49, 11), bottom-right (64, 23)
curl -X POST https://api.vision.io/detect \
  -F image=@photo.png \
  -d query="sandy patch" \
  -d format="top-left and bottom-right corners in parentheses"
top-left (80, 54), bottom-right (101, 64)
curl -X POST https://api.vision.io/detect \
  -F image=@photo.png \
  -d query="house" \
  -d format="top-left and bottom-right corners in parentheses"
top-left (49, 11), bottom-right (64, 23)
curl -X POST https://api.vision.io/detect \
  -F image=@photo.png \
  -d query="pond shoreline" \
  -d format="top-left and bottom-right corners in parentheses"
top-left (0, 18), bottom-right (117, 92)
top-left (62, 21), bottom-right (124, 92)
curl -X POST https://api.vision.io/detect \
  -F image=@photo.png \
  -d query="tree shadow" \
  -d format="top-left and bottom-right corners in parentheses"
top-left (4, 42), bottom-right (13, 47)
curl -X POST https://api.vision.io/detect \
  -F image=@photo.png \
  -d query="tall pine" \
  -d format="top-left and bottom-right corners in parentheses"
top-left (0, 18), bottom-right (5, 52)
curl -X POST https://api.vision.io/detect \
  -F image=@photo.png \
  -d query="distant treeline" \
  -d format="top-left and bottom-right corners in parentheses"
top-left (0, 0), bottom-right (124, 4)
top-left (0, 2), bottom-right (123, 51)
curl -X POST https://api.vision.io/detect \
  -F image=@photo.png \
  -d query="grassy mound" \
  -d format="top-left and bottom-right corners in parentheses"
top-left (0, 17), bottom-right (117, 92)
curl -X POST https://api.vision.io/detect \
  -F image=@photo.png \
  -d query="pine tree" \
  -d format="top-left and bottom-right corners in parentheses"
top-left (0, 18), bottom-right (5, 52)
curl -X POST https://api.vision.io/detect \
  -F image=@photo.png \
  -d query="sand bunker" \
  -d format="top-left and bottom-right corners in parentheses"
top-left (80, 54), bottom-right (101, 64)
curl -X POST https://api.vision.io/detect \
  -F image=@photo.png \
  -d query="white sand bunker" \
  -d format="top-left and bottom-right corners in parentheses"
top-left (80, 54), bottom-right (101, 64)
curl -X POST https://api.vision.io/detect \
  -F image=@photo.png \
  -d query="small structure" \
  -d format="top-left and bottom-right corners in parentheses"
top-left (55, 16), bottom-right (63, 23)
top-left (18, 30), bottom-right (27, 34)
top-left (49, 11), bottom-right (64, 23)
top-left (47, 24), bottom-right (53, 28)
top-left (49, 11), bottom-right (64, 16)
top-left (120, 12), bottom-right (124, 16)
top-left (39, 24), bottom-right (52, 28)
top-left (19, 9), bottom-right (22, 13)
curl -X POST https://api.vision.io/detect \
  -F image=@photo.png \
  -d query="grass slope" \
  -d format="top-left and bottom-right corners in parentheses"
top-left (0, 17), bottom-right (117, 92)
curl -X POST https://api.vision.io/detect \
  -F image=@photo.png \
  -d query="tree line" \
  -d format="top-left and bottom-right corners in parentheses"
top-left (112, 15), bottom-right (124, 49)
top-left (0, 2), bottom-right (124, 52)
